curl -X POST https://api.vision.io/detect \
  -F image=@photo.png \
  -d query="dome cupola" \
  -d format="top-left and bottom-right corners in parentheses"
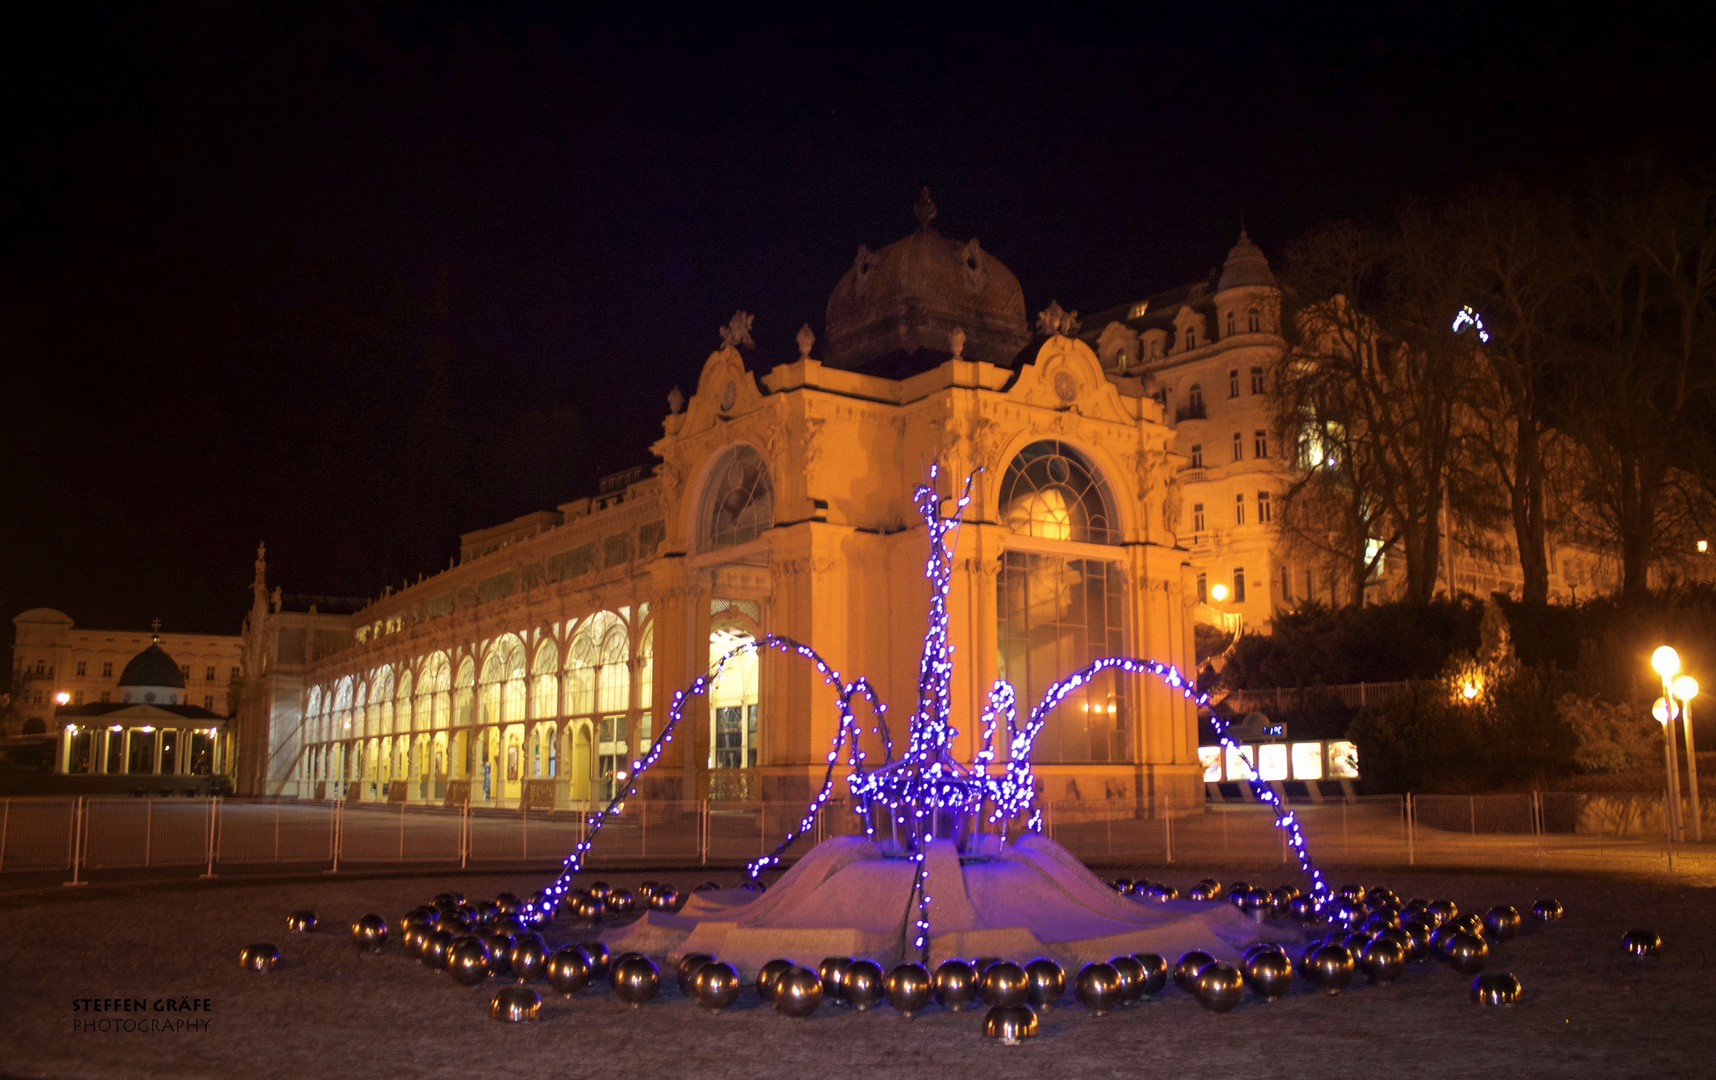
top-left (118, 626), bottom-right (185, 705)
top-left (1217, 228), bottom-right (1276, 292)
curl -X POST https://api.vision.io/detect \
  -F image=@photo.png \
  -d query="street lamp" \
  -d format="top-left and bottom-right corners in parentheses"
top-left (1673, 674), bottom-right (1702, 842)
top-left (1210, 583), bottom-right (1229, 603)
top-left (1652, 646), bottom-right (1685, 842)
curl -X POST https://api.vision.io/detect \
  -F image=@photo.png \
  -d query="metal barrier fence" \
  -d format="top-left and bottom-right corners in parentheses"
top-left (0, 792), bottom-right (1709, 882)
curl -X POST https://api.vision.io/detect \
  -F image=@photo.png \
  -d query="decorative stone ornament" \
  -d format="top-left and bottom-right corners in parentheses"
top-left (719, 311), bottom-right (755, 351)
top-left (796, 324), bottom-right (816, 359)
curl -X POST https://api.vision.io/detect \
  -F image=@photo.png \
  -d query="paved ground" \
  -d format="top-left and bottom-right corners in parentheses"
top-left (1, 862), bottom-right (1711, 1080)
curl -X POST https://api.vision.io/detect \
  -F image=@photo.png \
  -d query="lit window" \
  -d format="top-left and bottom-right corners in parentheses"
top-left (1254, 430), bottom-right (1268, 458)
top-left (1235, 492), bottom-right (1246, 525)
top-left (1258, 491), bottom-right (1272, 523)
top-left (704, 445), bottom-right (774, 551)
top-left (1000, 441), bottom-right (1117, 545)
top-left (1257, 743), bottom-right (1288, 781)
top-left (1232, 432), bottom-right (1243, 461)
top-left (1189, 444), bottom-right (1203, 468)
top-left (1250, 366), bottom-right (1264, 393)
top-left (1291, 742), bottom-right (1324, 780)
top-left (1228, 369), bottom-right (1240, 398)
top-left (1224, 744), bottom-right (1256, 781)
top-left (1193, 503), bottom-right (1205, 532)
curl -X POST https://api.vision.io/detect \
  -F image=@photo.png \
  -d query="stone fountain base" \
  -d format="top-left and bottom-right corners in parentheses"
top-left (600, 832), bottom-right (1287, 977)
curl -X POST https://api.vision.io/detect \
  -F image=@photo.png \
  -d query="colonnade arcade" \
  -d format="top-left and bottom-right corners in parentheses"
top-left (298, 606), bottom-right (653, 808)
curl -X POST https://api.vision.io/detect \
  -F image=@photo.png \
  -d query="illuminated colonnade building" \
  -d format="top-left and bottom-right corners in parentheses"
top-left (245, 193), bottom-right (1205, 809)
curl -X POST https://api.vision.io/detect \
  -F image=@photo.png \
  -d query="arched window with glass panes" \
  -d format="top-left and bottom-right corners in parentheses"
top-left (995, 440), bottom-right (1131, 764)
top-left (704, 445), bottom-right (774, 550)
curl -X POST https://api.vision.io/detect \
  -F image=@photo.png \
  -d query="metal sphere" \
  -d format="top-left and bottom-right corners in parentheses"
top-left (845, 959), bottom-right (886, 1011)
top-left (606, 889), bottom-right (636, 916)
top-left (1426, 899), bottom-right (1458, 926)
top-left (1429, 923), bottom-right (1461, 961)
top-left (757, 958), bottom-right (796, 1003)
top-left (650, 886), bottom-right (680, 912)
top-left (982, 1004), bottom-right (1039, 1045)
top-left (692, 961), bottom-right (742, 1011)
top-left (694, 880), bottom-right (722, 892)
top-left (420, 929), bottom-right (454, 970)
top-left (494, 892), bottom-right (523, 915)
top-left (1308, 944), bottom-right (1356, 994)
top-left (580, 941), bottom-right (611, 979)
top-left (1134, 953), bottom-right (1169, 997)
top-left (1402, 919), bottom-right (1435, 962)
top-left (1339, 932), bottom-right (1371, 955)
top-left (1331, 899), bottom-right (1367, 931)
top-left (1288, 896), bottom-right (1316, 922)
top-left (1449, 912), bottom-right (1486, 938)
top-left (1471, 972), bottom-right (1523, 1006)
top-left (1024, 959), bottom-right (1066, 1010)
top-left (1361, 910), bottom-right (1400, 934)
top-left (433, 891), bottom-right (465, 908)
top-left (439, 913), bottom-right (472, 936)
top-left (401, 926), bottom-right (430, 959)
top-left (1173, 950), bottom-right (1215, 994)
top-left (1445, 932), bottom-right (1488, 975)
top-left (1242, 949), bottom-right (1293, 1001)
top-left (818, 957), bottom-right (853, 1005)
top-left (1127, 880), bottom-right (1151, 897)
top-left (1484, 906), bottom-right (1522, 941)
top-left (472, 900), bottom-right (499, 923)
top-left (677, 954), bottom-right (715, 996)
top-left (1111, 877), bottom-right (1133, 892)
top-left (612, 954), bottom-right (659, 1007)
top-left (449, 935), bottom-right (492, 986)
top-left (351, 914), bottom-right (388, 952)
top-left (1531, 899), bottom-right (1564, 922)
top-left (1360, 937), bottom-right (1405, 985)
top-left (1109, 954), bottom-right (1146, 1004)
top-left (546, 946), bottom-right (590, 996)
top-left (1074, 962), bottom-right (1123, 1016)
top-left (1150, 884), bottom-right (1181, 901)
top-left (402, 906), bottom-right (439, 932)
top-left (1622, 929), bottom-right (1662, 958)
top-left (489, 984), bottom-right (541, 1022)
top-left (481, 931), bottom-right (514, 976)
top-left (1194, 961), bottom-right (1245, 1013)
top-left (492, 916), bottom-right (527, 939)
top-left (773, 966), bottom-right (823, 1018)
top-left (884, 962), bottom-right (933, 1018)
top-left (932, 960), bottom-right (977, 1012)
top-left (509, 933), bottom-right (548, 982)
top-left (980, 961), bottom-right (1030, 1009)
top-left (972, 956), bottom-right (1000, 982)
top-left (240, 943), bottom-right (280, 972)
top-left (1188, 884), bottom-right (1219, 902)
top-left (571, 894), bottom-right (603, 922)
top-left (286, 910), bottom-right (317, 933)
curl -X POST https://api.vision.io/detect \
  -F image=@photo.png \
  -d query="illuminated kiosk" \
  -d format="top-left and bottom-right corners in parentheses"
top-left (548, 474), bottom-right (1327, 975)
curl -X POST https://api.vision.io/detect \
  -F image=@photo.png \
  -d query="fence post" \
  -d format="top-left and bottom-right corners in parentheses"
top-left (273, 798), bottom-right (281, 862)
top-left (329, 800), bottom-right (341, 874)
top-left (699, 801), bottom-right (708, 866)
top-left (640, 801), bottom-right (647, 860)
top-left (522, 802), bottom-right (528, 861)
top-left (64, 797), bottom-right (87, 886)
top-left (1342, 797), bottom-right (1349, 858)
top-left (1164, 799), bottom-right (1173, 863)
top-left (1533, 791), bottom-right (1543, 868)
top-left (1470, 795), bottom-right (1476, 835)
top-left (1406, 793), bottom-right (1415, 866)
top-left (144, 798), bottom-right (152, 868)
top-left (200, 798), bottom-right (218, 879)
top-left (0, 797), bottom-right (7, 873)
top-left (1221, 806), bottom-right (1228, 857)
top-left (460, 800), bottom-right (469, 869)
top-left (1664, 792), bottom-right (1675, 873)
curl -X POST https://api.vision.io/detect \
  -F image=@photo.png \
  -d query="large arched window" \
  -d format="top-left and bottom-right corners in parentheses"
top-left (996, 441), bottom-right (1130, 765)
top-left (704, 445), bottom-right (773, 550)
top-left (452, 657), bottom-right (474, 728)
top-left (374, 667), bottom-right (394, 736)
top-left (999, 440), bottom-right (1118, 545)
top-left (395, 668), bottom-right (413, 733)
top-left (333, 678), bottom-right (354, 741)
top-left (564, 611), bottom-right (632, 800)
top-left (531, 641), bottom-right (559, 719)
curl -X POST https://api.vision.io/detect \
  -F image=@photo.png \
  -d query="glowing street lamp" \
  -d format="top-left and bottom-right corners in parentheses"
top-left (54, 691), bottom-right (70, 705)
top-left (1673, 674), bottom-right (1702, 842)
top-left (1210, 583), bottom-right (1229, 603)
top-left (1652, 647), bottom-right (1685, 842)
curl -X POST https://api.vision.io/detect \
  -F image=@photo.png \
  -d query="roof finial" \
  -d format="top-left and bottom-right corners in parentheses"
top-left (150, 617), bottom-right (162, 642)
top-left (914, 187), bottom-right (937, 230)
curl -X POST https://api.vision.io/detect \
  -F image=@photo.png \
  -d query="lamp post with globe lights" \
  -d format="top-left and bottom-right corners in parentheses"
top-left (1651, 647), bottom-right (1686, 842)
top-left (1673, 674), bottom-right (1701, 842)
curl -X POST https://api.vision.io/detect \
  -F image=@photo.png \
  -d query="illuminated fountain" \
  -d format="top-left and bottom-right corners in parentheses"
top-left (525, 470), bottom-right (1330, 974)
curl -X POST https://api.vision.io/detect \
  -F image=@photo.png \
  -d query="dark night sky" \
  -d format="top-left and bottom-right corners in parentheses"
top-left (2, 2), bottom-right (1712, 675)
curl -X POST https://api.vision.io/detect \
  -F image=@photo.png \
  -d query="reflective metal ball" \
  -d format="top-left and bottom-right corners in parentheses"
top-left (401, 925), bottom-right (431, 959)
top-left (1445, 932), bottom-right (1488, 975)
top-left (1150, 885), bottom-right (1181, 901)
top-left (606, 889), bottom-right (636, 916)
top-left (818, 956), bottom-right (853, 1005)
top-left (546, 946), bottom-right (590, 996)
top-left (1532, 899), bottom-right (1564, 922)
top-left (492, 916), bottom-right (527, 939)
top-left (932, 960), bottom-right (977, 1012)
top-left (1135, 953), bottom-right (1169, 997)
top-left (612, 954), bottom-right (659, 1007)
top-left (240, 943), bottom-right (280, 972)
top-left (773, 965), bottom-right (823, 1018)
top-left (980, 961), bottom-right (1029, 1009)
top-left (1109, 954), bottom-right (1146, 1004)
top-left (677, 953), bottom-right (714, 996)
top-left (1471, 972), bottom-right (1523, 1006)
top-left (982, 1004), bottom-right (1039, 1045)
top-left (287, 910), bottom-right (316, 933)
top-left (1288, 896), bottom-right (1316, 922)
top-left (1111, 877), bottom-right (1133, 892)
top-left (1330, 899), bottom-right (1367, 931)
top-left (1360, 937), bottom-right (1405, 985)
top-left (420, 929), bottom-right (454, 970)
top-left (494, 892), bottom-right (522, 914)
top-left (1074, 962), bottom-right (1123, 1016)
top-left (489, 984), bottom-right (541, 1022)
top-left (1450, 912), bottom-right (1486, 938)
top-left (1308, 944), bottom-right (1356, 994)
top-left (1173, 950), bottom-right (1215, 994)
top-left (1024, 958), bottom-right (1066, 1010)
top-left (757, 958), bottom-right (796, 1002)
top-left (884, 962), bottom-right (932, 1018)
top-left (433, 891), bottom-right (465, 908)
top-left (1484, 906), bottom-right (1522, 941)
top-left (1242, 949), bottom-right (1293, 1001)
top-left (1194, 961), bottom-right (1245, 1013)
top-left (351, 914), bottom-right (388, 952)
top-left (1402, 919), bottom-right (1435, 962)
top-left (571, 894), bottom-right (603, 922)
top-left (509, 933), bottom-right (548, 982)
top-left (1622, 929), bottom-right (1661, 958)
top-left (1339, 883), bottom-right (1366, 901)
top-left (845, 959), bottom-right (886, 1011)
top-left (449, 935), bottom-right (492, 986)
top-left (580, 941), bottom-right (611, 979)
top-left (694, 881), bottom-right (721, 893)
top-left (402, 906), bottom-right (439, 931)
top-left (650, 886), bottom-right (680, 912)
top-left (1426, 899), bottom-right (1458, 926)
top-left (692, 960), bottom-right (741, 1010)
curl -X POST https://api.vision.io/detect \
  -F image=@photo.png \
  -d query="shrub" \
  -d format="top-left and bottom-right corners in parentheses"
top-left (1560, 693), bottom-right (1660, 773)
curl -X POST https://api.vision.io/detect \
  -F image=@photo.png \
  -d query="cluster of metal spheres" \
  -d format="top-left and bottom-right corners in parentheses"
top-left (562, 880), bottom-right (686, 922)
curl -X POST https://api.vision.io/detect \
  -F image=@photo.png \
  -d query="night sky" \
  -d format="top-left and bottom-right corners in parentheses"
top-left (3, 2), bottom-right (1712, 672)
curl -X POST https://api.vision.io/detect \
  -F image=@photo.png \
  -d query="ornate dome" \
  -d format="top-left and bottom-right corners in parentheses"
top-left (1217, 228), bottom-right (1276, 292)
top-left (824, 189), bottom-right (1029, 372)
top-left (119, 642), bottom-right (185, 691)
